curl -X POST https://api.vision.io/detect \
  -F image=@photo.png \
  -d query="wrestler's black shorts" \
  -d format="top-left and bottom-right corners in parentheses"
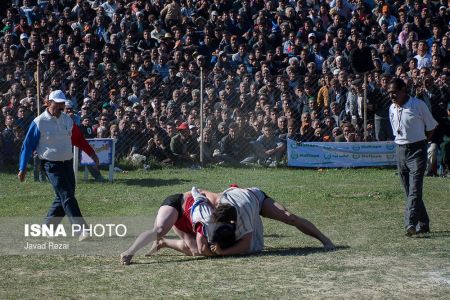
top-left (161, 194), bottom-right (183, 219)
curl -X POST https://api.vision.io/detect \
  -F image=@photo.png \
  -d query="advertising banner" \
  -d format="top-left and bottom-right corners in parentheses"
top-left (287, 140), bottom-right (397, 168)
top-left (80, 138), bottom-right (114, 166)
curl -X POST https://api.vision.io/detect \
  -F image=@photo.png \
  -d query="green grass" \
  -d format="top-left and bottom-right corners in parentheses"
top-left (1, 167), bottom-right (450, 299)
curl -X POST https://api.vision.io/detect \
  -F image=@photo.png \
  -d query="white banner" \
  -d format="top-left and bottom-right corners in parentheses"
top-left (80, 138), bottom-right (114, 166)
top-left (287, 140), bottom-right (397, 168)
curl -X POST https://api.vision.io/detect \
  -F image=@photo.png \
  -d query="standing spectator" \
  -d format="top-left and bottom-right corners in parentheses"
top-left (388, 78), bottom-right (438, 236)
top-left (18, 90), bottom-right (100, 240)
top-left (1, 114), bottom-right (16, 165)
top-left (373, 75), bottom-right (394, 141)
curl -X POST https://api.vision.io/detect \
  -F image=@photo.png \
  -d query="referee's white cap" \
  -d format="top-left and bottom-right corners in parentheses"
top-left (49, 90), bottom-right (67, 103)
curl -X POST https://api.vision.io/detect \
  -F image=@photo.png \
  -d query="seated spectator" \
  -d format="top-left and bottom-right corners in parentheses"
top-left (299, 112), bottom-right (315, 141)
top-left (335, 122), bottom-right (360, 142)
top-left (144, 132), bottom-right (175, 165)
top-left (213, 122), bottom-right (249, 166)
top-left (215, 121), bottom-right (228, 142)
top-left (242, 124), bottom-right (286, 167)
top-left (170, 122), bottom-right (197, 166)
top-left (279, 118), bottom-right (301, 144)
top-left (200, 128), bottom-right (219, 165)
top-left (332, 127), bottom-right (343, 142)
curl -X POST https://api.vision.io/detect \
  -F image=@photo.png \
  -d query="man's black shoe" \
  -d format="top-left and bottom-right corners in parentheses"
top-left (405, 226), bottom-right (416, 237)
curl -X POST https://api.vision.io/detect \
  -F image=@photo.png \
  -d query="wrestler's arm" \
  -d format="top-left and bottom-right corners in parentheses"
top-left (196, 233), bottom-right (215, 256)
top-left (197, 189), bottom-right (221, 207)
top-left (211, 232), bottom-right (252, 256)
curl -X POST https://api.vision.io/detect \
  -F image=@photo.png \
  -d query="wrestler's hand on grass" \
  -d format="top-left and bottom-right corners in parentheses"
top-left (210, 243), bottom-right (223, 255)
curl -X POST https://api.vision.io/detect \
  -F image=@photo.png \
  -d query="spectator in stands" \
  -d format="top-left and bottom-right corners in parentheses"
top-left (170, 122), bottom-right (197, 166)
top-left (1, 114), bottom-right (17, 164)
top-left (243, 123), bottom-right (286, 167)
top-left (214, 122), bottom-right (249, 166)
top-left (144, 132), bottom-right (175, 165)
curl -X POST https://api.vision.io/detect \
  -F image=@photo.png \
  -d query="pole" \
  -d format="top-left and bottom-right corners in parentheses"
top-left (36, 59), bottom-right (41, 115)
top-left (363, 72), bottom-right (368, 139)
top-left (34, 59), bottom-right (41, 181)
top-left (199, 67), bottom-right (204, 166)
top-left (109, 139), bottom-right (116, 183)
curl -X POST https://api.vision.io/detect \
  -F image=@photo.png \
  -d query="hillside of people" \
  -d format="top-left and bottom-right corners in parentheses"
top-left (0, 0), bottom-right (449, 172)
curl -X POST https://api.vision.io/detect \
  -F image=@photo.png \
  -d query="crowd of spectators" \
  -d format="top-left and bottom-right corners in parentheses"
top-left (0, 0), bottom-right (449, 172)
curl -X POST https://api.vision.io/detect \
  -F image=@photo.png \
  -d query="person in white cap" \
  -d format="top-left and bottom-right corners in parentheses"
top-left (18, 90), bottom-right (100, 241)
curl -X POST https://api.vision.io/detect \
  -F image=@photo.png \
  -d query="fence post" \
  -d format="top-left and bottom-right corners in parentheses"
top-left (199, 66), bottom-right (204, 166)
top-left (33, 59), bottom-right (41, 182)
top-left (363, 72), bottom-right (368, 139)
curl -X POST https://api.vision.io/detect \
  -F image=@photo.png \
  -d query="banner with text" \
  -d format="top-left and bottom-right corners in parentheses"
top-left (80, 138), bottom-right (114, 166)
top-left (287, 140), bottom-right (397, 168)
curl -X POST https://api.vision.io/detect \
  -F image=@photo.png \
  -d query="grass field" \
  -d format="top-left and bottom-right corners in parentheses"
top-left (1, 167), bottom-right (450, 299)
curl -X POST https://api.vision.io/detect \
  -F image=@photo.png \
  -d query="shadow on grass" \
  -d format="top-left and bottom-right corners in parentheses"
top-left (414, 230), bottom-right (450, 239)
top-left (258, 245), bottom-right (350, 257)
top-left (0, 164), bottom-right (20, 175)
top-left (264, 234), bottom-right (288, 238)
top-left (113, 178), bottom-right (191, 187)
top-left (128, 245), bottom-right (351, 265)
top-left (131, 255), bottom-right (209, 265)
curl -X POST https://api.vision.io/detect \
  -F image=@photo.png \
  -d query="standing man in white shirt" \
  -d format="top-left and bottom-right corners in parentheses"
top-left (388, 78), bottom-right (438, 236)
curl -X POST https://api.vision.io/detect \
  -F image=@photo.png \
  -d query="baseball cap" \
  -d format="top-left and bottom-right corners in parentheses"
top-left (308, 33), bottom-right (316, 39)
top-left (49, 90), bottom-right (67, 103)
top-left (20, 33), bottom-right (28, 40)
top-left (65, 101), bottom-right (73, 109)
top-left (177, 122), bottom-right (189, 130)
top-left (189, 124), bottom-right (197, 130)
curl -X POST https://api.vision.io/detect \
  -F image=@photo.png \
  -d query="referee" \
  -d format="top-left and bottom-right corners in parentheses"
top-left (388, 78), bottom-right (438, 236)
top-left (18, 90), bottom-right (99, 240)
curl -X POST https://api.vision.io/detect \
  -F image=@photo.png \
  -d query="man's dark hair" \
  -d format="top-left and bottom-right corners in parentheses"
top-left (212, 203), bottom-right (237, 223)
top-left (212, 223), bottom-right (236, 249)
top-left (390, 77), bottom-right (406, 90)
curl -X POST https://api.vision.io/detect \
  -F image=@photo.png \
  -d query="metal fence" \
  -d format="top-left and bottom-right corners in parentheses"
top-left (1, 58), bottom-right (449, 173)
